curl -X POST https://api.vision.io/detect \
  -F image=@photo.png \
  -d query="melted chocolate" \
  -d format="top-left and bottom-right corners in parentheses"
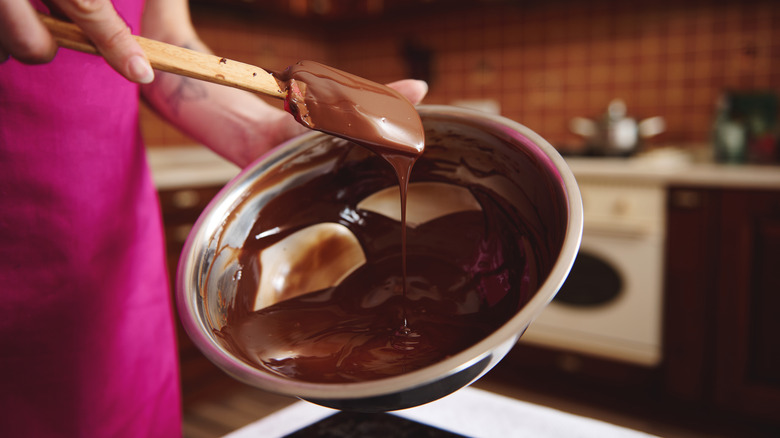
top-left (217, 198), bottom-right (528, 383)
top-left (215, 66), bottom-right (548, 384)
top-left (213, 148), bottom-right (539, 383)
top-left (272, 60), bottom-right (423, 342)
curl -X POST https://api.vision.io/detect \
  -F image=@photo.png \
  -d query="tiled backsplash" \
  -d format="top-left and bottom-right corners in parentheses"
top-left (142, 0), bottom-right (779, 153)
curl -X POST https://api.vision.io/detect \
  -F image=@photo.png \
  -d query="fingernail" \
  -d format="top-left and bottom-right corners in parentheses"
top-left (416, 80), bottom-right (429, 95)
top-left (128, 55), bottom-right (154, 84)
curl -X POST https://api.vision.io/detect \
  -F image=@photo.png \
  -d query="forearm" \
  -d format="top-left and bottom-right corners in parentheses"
top-left (141, 39), bottom-right (303, 167)
top-left (139, 0), bottom-right (304, 167)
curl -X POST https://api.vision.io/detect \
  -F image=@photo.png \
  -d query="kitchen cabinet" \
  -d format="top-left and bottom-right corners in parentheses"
top-left (664, 186), bottom-right (780, 426)
top-left (159, 184), bottom-right (226, 400)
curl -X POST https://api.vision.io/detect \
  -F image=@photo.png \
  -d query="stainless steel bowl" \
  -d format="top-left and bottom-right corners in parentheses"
top-left (176, 105), bottom-right (583, 412)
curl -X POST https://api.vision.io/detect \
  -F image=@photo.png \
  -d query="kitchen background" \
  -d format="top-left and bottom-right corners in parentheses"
top-left (142, 1), bottom-right (780, 437)
top-left (143, 0), bottom-right (779, 159)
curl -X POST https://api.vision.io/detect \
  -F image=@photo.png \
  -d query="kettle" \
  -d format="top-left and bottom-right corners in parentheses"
top-left (570, 99), bottom-right (665, 156)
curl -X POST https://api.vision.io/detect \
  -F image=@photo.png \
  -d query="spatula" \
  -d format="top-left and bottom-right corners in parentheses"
top-left (38, 13), bottom-right (285, 99)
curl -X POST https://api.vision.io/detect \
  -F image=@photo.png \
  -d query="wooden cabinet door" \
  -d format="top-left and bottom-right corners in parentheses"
top-left (663, 188), bottom-right (721, 402)
top-left (714, 189), bottom-right (780, 422)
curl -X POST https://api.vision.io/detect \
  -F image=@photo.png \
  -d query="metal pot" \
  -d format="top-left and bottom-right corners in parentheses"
top-left (570, 99), bottom-right (665, 156)
top-left (176, 105), bottom-right (583, 412)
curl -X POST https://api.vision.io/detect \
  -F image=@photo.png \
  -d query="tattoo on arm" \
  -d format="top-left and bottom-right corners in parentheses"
top-left (157, 42), bottom-right (209, 116)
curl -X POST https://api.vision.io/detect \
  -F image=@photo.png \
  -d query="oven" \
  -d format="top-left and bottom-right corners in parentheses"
top-left (521, 174), bottom-right (666, 367)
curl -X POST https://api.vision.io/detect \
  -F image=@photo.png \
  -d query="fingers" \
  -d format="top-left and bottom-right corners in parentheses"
top-left (0, 0), bottom-right (154, 84)
top-left (52, 0), bottom-right (153, 83)
top-left (0, 0), bottom-right (58, 64)
top-left (386, 79), bottom-right (428, 105)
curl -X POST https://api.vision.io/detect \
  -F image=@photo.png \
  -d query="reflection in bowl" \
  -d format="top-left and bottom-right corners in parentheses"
top-left (254, 181), bottom-right (484, 311)
top-left (255, 223), bottom-right (365, 311)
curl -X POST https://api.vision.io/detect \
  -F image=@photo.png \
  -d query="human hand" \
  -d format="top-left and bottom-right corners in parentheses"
top-left (0, 0), bottom-right (154, 83)
top-left (386, 79), bottom-right (428, 105)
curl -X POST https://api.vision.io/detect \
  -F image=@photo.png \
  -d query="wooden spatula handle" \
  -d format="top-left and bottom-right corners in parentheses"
top-left (38, 13), bottom-right (285, 99)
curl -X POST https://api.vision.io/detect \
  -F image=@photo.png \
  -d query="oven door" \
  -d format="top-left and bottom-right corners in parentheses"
top-left (521, 222), bottom-right (665, 367)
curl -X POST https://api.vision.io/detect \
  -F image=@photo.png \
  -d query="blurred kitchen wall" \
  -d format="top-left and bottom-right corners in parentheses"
top-left (142, 0), bottom-right (779, 151)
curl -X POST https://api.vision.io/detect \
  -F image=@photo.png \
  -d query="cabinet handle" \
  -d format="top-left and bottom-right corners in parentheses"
top-left (172, 224), bottom-right (193, 244)
top-left (612, 198), bottom-right (631, 216)
top-left (670, 190), bottom-right (702, 209)
top-left (171, 190), bottom-right (201, 209)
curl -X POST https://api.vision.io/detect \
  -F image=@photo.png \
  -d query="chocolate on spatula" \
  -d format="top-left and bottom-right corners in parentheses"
top-left (274, 60), bottom-right (424, 157)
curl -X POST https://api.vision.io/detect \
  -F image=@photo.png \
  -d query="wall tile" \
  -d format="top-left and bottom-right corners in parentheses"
top-left (142, 0), bottom-right (780, 152)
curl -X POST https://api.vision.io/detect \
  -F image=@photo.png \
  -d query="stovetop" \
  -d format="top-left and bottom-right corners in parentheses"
top-left (285, 411), bottom-right (467, 438)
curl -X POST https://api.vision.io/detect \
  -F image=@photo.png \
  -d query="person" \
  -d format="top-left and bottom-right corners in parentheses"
top-left (0, 0), bottom-right (428, 436)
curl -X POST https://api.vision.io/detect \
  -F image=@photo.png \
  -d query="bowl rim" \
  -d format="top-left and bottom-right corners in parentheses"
top-left (176, 104), bottom-right (583, 400)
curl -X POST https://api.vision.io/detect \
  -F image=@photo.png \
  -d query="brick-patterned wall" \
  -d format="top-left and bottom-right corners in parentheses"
top-left (142, 0), bottom-right (780, 152)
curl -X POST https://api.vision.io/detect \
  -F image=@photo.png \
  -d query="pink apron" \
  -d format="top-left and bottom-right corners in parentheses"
top-left (0, 2), bottom-right (181, 436)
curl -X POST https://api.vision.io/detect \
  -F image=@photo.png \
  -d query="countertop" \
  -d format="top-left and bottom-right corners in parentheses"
top-left (146, 145), bottom-right (780, 191)
top-left (146, 146), bottom-right (240, 190)
top-left (565, 149), bottom-right (780, 189)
